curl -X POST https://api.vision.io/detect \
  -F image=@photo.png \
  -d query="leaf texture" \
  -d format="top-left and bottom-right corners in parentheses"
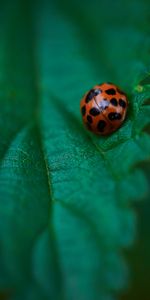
top-left (0, 0), bottom-right (150, 299)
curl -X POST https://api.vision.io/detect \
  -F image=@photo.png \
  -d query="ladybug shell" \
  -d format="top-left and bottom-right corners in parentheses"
top-left (80, 83), bottom-right (128, 135)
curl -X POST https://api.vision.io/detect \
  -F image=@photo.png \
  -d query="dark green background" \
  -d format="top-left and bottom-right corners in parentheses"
top-left (0, 0), bottom-right (150, 299)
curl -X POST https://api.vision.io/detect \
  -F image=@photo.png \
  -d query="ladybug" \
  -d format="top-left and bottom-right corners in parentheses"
top-left (80, 82), bottom-right (128, 135)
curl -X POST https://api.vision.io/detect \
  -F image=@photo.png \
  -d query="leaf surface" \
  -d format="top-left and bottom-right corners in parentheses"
top-left (0, 0), bottom-right (150, 299)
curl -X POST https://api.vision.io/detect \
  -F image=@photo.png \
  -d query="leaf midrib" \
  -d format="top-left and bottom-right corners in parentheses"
top-left (14, 3), bottom-right (66, 297)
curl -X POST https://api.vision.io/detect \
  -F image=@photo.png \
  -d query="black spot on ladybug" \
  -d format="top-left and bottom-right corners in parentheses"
top-left (85, 89), bottom-right (101, 103)
top-left (90, 107), bottom-right (100, 116)
top-left (85, 90), bottom-right (94, 103)
top-left (81, 105), bottom-right (86, 116)
top-left (117, 88), bottom-right (126, 95)
top-left (110, 98), bottom-right (118, 106)
top-left (97, 120), bottom-right (106, 132)
top-left (108, 112), bottom-right (122, 121)
top-left (105, 88), bottom-right (116, 95)
top-left (119, 99), bottom-right (126, 108)
top-left (87, 115), bottom-right (93, 124)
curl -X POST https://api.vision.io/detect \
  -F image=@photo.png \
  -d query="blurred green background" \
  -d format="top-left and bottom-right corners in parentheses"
top-left (0, 0), bottom-right (150, 299)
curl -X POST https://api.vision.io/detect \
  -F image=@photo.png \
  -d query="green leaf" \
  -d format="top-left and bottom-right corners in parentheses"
top-left (0, 0), bottom-right (150, 299)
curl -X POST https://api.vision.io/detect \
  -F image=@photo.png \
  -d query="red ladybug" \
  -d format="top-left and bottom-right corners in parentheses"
top-left (80, 83), bottom-right (128, 135)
